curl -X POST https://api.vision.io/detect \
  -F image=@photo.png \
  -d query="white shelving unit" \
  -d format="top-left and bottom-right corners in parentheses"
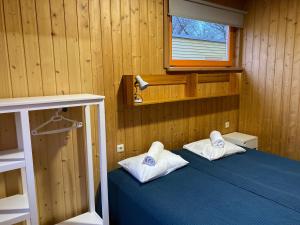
top-left (0, 94), bottom-right (109, 225)
top-left (0, 149), bottom-right (25, 173)
top-left (0, 194), bottom-right (30, 224)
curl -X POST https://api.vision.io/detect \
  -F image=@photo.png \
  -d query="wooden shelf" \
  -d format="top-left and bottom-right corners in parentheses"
top-left (166, 67), bottom-right (243, 73)
top-left (0, 194), bottom-right (30, 224)
top-left (56, 212), bottom-right (103, 225)
top-left (0, 149), bottom-right (25, 173)
top-left (123, 73), bottom-right (241, 107)
top-left (0, 94), bottom-right (109, 225)
top-left (0, 94), bottom-right (105, 113)
top-left (133, 93), bottom-right (239, 106)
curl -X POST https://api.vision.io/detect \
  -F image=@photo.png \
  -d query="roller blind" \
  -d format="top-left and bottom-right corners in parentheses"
top-left (169, 0), bottom-right (246, 28)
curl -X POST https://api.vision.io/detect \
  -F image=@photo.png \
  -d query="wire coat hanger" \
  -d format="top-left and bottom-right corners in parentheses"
top-left (31, 109), bottom-right (83, 136)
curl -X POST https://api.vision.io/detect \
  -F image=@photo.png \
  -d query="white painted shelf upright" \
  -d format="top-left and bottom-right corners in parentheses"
top-left (0, 94), bottom-right (109, 225)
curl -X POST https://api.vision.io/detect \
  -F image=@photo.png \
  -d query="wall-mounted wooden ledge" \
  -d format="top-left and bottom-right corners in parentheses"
top-left (132, 93), bottom-right (239, 106)
top-left (166, 67), bottom-right (243, 73)
top-left (123, 73), bottom-right (241, 107)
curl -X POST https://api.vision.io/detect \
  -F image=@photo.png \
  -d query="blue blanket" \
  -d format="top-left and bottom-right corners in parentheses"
top-left (178, 149), bottom-right (300, 213)
top-left (96, 149), bottom-right (300, 225)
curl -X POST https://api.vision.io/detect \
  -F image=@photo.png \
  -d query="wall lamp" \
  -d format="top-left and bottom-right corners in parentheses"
top-left (134, 75), bottom-right (149, 103)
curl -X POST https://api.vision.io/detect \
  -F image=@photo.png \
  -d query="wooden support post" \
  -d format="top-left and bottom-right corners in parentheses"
top-left (15, 112), bottom-right (31, 225)
top-left (98, 100), bottom-right (109, 225)
top-left (19, 110), bottom-right (39, 225)
top-left (84, 105), bottom-right (96, 212)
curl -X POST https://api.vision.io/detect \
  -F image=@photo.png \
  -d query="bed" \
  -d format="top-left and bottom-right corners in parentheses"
top-left (96, 148), bottom-right (300, 225)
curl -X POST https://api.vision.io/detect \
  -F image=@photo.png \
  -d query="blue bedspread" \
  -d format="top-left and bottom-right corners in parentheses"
top-left (96, 149), bottom-right (300, 225)
top-left (178, 149), bottom-right (300, 213)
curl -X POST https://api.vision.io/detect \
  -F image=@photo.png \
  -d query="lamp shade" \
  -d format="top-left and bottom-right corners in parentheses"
top-left (135, 75), bottom-right (149, 90)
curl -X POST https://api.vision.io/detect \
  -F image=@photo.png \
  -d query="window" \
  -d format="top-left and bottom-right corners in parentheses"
top-left (169, 16), bottom-right (235, 67)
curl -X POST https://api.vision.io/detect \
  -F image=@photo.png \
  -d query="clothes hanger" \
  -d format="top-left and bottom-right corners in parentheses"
top-left (31, 109), bottom-right (83, 136)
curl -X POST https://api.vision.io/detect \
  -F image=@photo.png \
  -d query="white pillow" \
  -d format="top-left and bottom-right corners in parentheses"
top-left (118, 150), bottom-right (189, 183)
top-left (183, 139), bottom-right (246, 161)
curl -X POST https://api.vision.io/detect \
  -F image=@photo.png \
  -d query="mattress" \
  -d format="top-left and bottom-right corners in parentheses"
top-left (96, 149), bottom-right (300, 225)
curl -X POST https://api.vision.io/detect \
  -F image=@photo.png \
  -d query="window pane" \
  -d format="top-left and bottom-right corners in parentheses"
top-left (172, 16), bottom-right (229, 61)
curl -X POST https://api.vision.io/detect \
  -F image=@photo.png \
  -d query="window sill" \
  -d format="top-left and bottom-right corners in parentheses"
top-left (166, 67), bottom-right (243, 73)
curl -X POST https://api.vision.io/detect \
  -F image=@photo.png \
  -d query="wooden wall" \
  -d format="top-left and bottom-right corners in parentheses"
top-left (240, 0), bottom-right (300, 161)
top-left (0, 0), bottom-right (241, 224)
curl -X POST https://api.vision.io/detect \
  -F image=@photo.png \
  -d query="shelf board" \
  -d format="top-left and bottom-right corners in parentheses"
top-left (133, 93), bottom-right (239, 106)
top-left (166, 66), bottom-right (243, 73)
top-left (0, 194), bottom-right (30, 224)
top-left (124, 73), bottom-right (241, 106)
top-left (0, 94), bottom-right (105, 113)
top-left (0, 149), bottom-right (25, 173)
top-left (56, 212), bottom-right (103, 225)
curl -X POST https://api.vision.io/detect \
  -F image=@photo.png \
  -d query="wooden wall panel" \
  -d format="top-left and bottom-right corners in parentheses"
top-left (240, 0), bottom-right (300, 161)
top-left (0, 0), bottom-right (240, 224)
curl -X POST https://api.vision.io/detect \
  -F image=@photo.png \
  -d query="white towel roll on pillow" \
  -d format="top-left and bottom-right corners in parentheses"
top-left (210, 130), bottom-right (225, 148)
top-left (143, 141), bottom-right (164, 166)
top-left (183, 139), bottom-right (246, 161)
top-left (119, 150), bottom-right (189, 183)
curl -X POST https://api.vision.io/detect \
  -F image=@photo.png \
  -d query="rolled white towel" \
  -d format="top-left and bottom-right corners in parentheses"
top-left (210, 130), bottom-right (225, 148)
top-left (143, 141), bottom-right (164, 166)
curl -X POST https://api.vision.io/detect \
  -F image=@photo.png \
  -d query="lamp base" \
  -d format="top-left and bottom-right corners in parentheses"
top-left (134, 98), bottom-right (143, 103)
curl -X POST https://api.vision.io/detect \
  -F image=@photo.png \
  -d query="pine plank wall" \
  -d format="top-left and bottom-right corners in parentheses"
top-left (0, 0), bottom-right (242, 224)
top-left (240, 0), bottom-right (300, 161)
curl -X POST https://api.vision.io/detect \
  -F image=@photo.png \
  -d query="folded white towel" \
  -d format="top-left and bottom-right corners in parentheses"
top-left (210, 130), bottom-right (225, 148)
top-left (143, 141), bottom-right (164, 166)
top-left (183, 139), bottom-right (245, 161)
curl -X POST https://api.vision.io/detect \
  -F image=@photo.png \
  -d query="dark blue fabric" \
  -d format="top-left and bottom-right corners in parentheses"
top-left (177, 149), bottom-right (300, 214)
top-left (96, 150), bottom-right (300, 225)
